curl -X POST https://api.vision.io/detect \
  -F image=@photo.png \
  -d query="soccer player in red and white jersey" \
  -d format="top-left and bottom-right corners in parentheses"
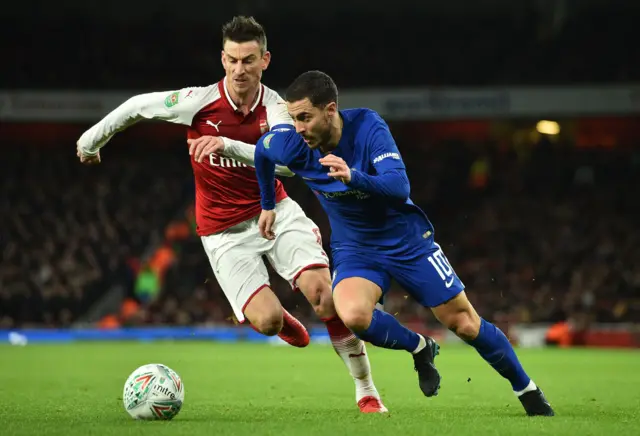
top-left (76, 16), bottom-right (386, 413)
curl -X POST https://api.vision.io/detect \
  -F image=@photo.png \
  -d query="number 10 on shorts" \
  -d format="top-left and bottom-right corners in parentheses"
top-left (427, 249), bottom-right (455, 288)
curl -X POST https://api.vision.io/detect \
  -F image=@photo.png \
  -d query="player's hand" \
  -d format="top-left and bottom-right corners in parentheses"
top-left (188, 136), bottom-right (225, 163)
top-left (76, 142), bottom-right (101, 165)
top-left (319, 154), bottom-right (351, 183)
top-left (258, 209), bottom-right (276, 240)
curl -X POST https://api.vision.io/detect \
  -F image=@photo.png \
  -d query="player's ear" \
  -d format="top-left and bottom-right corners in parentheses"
top-left (220, 50), bottom-right (226, 67)
top-left (262, 51), bottom-right (271, 70)
top-left (325, 102), bottom-right (338, 117)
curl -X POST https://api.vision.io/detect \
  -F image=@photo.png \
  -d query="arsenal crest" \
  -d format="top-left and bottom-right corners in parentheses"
top-left (259, 118), bottom-right (268, 134)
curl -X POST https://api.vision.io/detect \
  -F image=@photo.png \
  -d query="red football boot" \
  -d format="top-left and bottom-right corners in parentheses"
top-left (278, 308), bottom-right (310, 348)
top-left (357, 396), bottom-right (389, 413)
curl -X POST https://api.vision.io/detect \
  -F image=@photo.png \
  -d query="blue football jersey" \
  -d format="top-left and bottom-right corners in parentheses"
top-left (254, 108), bottom-right (434, 252)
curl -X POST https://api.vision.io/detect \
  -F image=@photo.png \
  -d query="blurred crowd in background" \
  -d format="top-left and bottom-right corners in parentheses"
top-left (2, 134), bottom-right (638, 329)
top-left (1, 0), bottom-right (639, 331)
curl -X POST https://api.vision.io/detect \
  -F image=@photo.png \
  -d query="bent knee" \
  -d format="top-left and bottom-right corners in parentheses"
top-left (297, 269), bottom-right (336, 319)
top-left (432, 291), bottom-right (481, 340)
top-left (332, 277), bottom-right (381, 332)
top-left (446, 312), bottom-right (481, 341)
top-left (242, 287), bottom-right (283, 336)
top-left (249, 312), bottom-right (283, 336)
top-left (337, 307), bottom-right (373, 333)
top-left (310, 287), bottom-right (336, 319)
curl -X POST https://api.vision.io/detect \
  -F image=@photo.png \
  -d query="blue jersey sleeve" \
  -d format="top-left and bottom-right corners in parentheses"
top-left (347, 113), bottom-right (410, 201)
top-left (254, 132), bottom-right (291, 210)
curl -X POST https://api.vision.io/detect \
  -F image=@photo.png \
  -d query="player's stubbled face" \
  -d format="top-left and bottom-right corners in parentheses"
top-left (221, 40), bottom-right (269, 96)
top-left (287, 98), bottom-right (332, 150)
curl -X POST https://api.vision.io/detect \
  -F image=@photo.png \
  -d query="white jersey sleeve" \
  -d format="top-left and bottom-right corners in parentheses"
top-left (263, 86), bottom-right (294, 130)
top-left (77, 86), bottom-right (218, 155)
top-left (221, 138), bottom-right (294, 177)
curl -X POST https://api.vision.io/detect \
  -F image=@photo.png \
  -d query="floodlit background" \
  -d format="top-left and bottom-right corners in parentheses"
top-left (1, 2), bottom-right (639, 434)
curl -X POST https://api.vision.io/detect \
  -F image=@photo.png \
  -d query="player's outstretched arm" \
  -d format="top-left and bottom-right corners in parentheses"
top-left (185, 135), bottom-right (294, 177)
top-left (76, 88), bottom-right (210, 161)
top-left (218, 136), bottom-right (295, 177)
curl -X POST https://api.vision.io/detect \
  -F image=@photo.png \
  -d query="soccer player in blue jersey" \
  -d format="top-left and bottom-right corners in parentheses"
top-left (214, 70), bottom-right (554, 416)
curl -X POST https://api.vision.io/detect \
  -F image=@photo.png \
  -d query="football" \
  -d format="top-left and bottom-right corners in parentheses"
top-left (122, 363), bottom-right (185, 420)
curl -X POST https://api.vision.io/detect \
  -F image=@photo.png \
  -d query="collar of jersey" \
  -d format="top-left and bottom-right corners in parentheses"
top-left (222, 79), bottom-right (263, 113)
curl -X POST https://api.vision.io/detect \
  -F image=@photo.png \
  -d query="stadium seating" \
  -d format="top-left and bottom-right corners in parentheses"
top-left (2, 133), bottom-right (638, 328)
top-left (0, 144), bottom-right (193, 327)
top-left (109, 139), bottom-right (640, 327)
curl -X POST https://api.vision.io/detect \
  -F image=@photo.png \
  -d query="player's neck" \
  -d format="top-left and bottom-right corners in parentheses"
top-left (320, 114), bottom-right (344, 154)
top-left (225, 77), bottom-right (260, 115)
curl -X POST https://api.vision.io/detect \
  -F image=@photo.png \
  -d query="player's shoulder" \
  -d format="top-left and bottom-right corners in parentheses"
top-left (258, 127), bottom-right (298, 149)
top-left (165, 84), bottom-right (221, 110)
top-left (261, 83), bottom-right (285, 106)
top-left (342, 108), bottom-right (389, 145)
top-left (342, 108), bottom-right (386, 128)
top-left (177, 83), bottom-right (220, 100)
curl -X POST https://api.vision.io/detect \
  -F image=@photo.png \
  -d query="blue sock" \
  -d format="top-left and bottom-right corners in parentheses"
top-left (354, 309), bottom-right (420, 352)
top-left (467, 318), bottom-right (531, 391)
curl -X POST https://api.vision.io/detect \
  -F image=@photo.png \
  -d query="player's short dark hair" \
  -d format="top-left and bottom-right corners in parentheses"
top-left (222, 16), bottom-right (267, 53)
top-left (285, 71), bottom-right (339, 108)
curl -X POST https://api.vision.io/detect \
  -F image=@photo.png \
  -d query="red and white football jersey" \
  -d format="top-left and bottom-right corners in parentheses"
top-left (78, 80), bottom-right (293, 236)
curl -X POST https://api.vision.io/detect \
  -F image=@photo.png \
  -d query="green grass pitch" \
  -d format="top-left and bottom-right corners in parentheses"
top-left (1, 342), bottom-right (638, 435)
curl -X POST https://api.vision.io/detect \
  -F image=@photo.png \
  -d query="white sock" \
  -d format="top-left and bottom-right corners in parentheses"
top-left (338, 340), bottom-right (379, 401)
top-left (514, 380), bottom-right (537, 397)
top-left (412, 334), bottom-right (427, 354)
top-left (325, 319), bottom-right (379, 401)
top-left (351, 348), bottom-right (379, 401)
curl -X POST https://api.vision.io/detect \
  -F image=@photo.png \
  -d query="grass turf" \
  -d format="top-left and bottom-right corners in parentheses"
top-left (1, 342), bottom-right (638, 435)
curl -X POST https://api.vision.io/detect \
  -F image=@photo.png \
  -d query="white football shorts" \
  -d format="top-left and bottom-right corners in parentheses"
top-left (201, 198), bottom-right (329, 323)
